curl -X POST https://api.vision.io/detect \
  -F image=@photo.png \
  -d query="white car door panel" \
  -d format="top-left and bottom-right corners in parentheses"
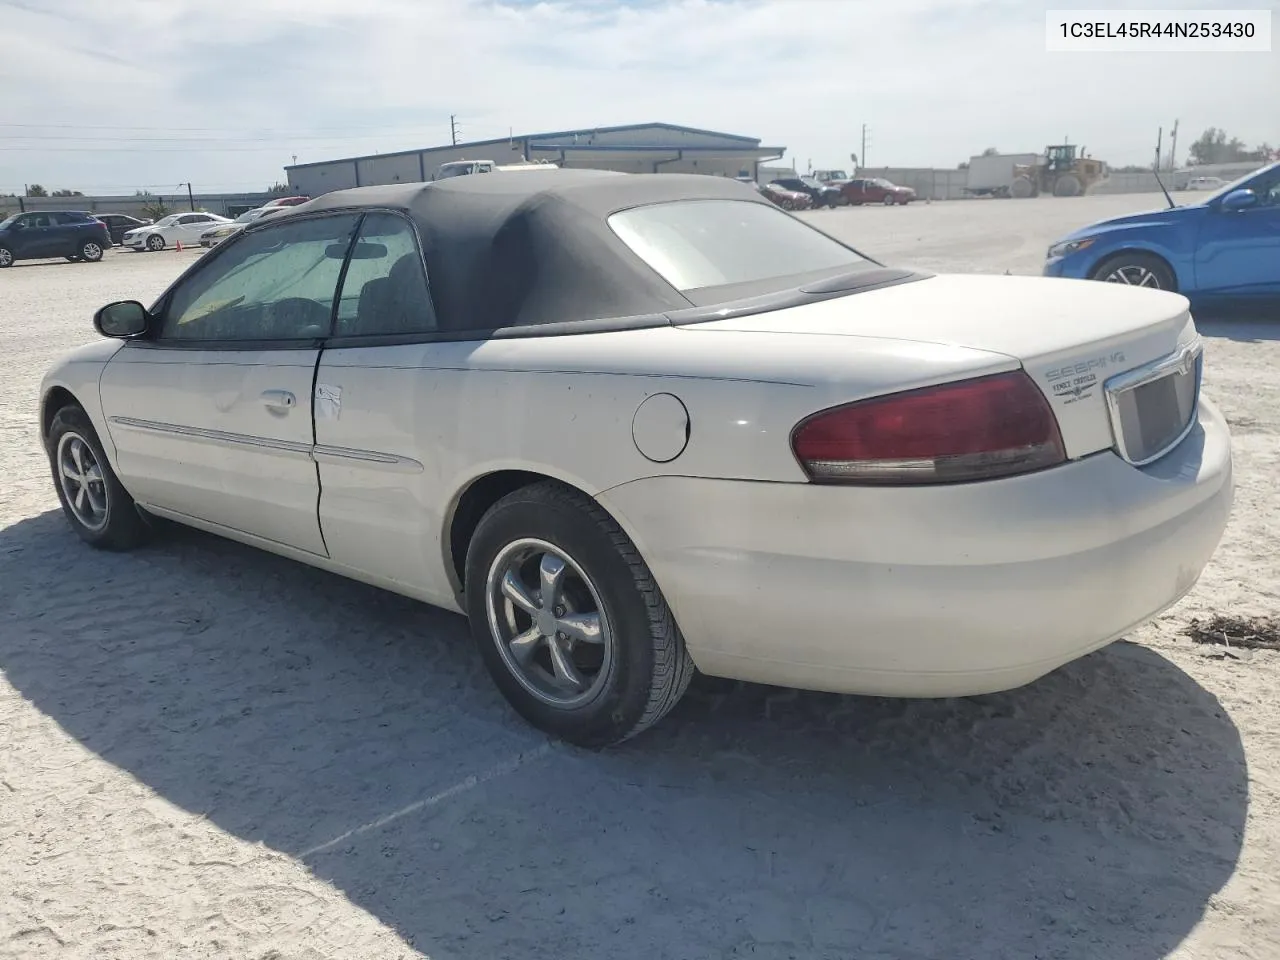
top-left (311, 359), bottom-right (447, 600)
top-left (311, 212), bottom-right (452, 600)
top-left (101, 347), bottom-right (326, 554)
top-left (100, 211), bottom-right (362, 555)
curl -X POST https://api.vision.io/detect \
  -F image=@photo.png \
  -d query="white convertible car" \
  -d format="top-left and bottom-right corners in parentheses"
top-left (40, 170), bottom-right (1234, 746)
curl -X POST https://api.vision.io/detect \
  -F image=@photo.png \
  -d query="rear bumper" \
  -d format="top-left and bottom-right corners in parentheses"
top-left (597, 397), bottom-right (1234, 697)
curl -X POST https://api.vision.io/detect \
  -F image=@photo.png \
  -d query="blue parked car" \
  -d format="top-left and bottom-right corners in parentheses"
top-left (0, 210), bottom-right (112, 268)
top-left (1043, 161), bottom-right (1280, 309)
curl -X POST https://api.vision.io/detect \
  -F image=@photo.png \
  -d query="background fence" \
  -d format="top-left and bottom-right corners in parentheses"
top-left (0, 192), bottom-right (279, 221)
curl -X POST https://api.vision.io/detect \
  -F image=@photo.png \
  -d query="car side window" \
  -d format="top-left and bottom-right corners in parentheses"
top-left (1259, 175), bottom-right (1280, 207)
top-left (333, 212), bottom-right (437, 337)
top-left (159, 213), bottom-right (361, 343)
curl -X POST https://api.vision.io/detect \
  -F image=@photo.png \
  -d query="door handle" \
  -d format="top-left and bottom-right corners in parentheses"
top-left (261, 389), bottom-right (296, 410)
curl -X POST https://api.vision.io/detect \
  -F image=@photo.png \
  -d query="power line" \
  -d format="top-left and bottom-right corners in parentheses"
top-left (0, 145), bottom-right (326, 153)
top-left (0, 120), bottom-right (456, 134)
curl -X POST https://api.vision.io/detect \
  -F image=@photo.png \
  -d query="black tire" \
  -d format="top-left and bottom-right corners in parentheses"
top-left (1090, 252), bottom-right (1176, 291)
top-left (46, 404), bottom-right (149, 551)
top-left (79, 239), bottom-right (105, 262)
top-left (0, 246), bottom-right (13, 268)
top-left (465, 481), bottom-right (694, 747)
top-left (146, 234), bottom-right (165, 252)
top-left (883, 194), bottom-right (895, 205)
top-left (1011, 176), bottom-right (1036, 199)
top-left (1053, 174), bottom-right (1082, 198)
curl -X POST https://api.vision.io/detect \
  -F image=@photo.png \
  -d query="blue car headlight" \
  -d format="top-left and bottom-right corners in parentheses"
top-left (1047, 237), bottom-right (1096, 259)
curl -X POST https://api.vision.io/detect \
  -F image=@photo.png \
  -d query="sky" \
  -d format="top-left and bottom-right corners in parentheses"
top-left (1, 0), bottom-right (1276, 195)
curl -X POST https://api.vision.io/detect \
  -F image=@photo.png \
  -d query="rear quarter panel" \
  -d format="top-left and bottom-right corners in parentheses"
top-left (351, 325), bottom-right (1020, 491)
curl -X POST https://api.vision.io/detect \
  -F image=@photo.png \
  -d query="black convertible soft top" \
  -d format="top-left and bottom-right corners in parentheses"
top-left (275, 170), bottom-right (919, 335)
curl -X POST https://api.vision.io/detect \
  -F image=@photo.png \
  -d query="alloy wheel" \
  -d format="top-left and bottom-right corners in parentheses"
top-left (0, 248), bottom-right (12, 267)
top-left (56, 432), bottom-right (109, 532)
top-left (82, 242), bottom-right (103, 261)
top-left (484, 537), bottom-right (614, 708)
top-left (1102, 264), bottom-right (1162, 288)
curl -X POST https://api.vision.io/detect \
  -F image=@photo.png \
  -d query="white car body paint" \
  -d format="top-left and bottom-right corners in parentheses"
top-left (122, 212), bottom-right (234, 250)
top-left (39, 273), bottom-right (1234, 698)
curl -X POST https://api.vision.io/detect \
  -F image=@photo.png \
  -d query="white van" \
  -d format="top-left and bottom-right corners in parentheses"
top-left (431, 159), bottom-right (559, 181)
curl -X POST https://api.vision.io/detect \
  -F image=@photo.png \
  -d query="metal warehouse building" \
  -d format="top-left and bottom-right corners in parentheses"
top-left (283, 122), bottom-right (787, 197)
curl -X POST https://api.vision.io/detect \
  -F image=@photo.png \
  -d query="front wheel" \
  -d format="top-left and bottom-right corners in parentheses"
top-left (46, 404), bottom-right (149, 550)
top-left (465, 481), bottom-right (694, 747)
top-left (145, 234), bottom-right (165, 252)
top-left (1091, 252), bottom-right (1176, 291)
top-left (0, 246), bottom-right (13, 268)
top-left (883, 194), bottom-right (895, 205)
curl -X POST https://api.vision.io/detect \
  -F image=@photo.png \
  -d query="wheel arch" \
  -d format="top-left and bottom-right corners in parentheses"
top-left (445, 469), bottom-right (602, 596)
top-left (40, 385), bottom-right (81, 445)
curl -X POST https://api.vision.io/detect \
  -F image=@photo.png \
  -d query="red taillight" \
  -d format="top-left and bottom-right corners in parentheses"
top-left (791, 371), bottom-right (1065, 485)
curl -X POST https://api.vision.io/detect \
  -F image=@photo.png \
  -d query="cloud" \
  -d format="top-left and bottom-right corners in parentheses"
top-left (0, 0), bottom-right (1275, 194)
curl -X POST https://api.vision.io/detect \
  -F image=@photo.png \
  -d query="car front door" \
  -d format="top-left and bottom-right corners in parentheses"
top-left (13, 213), bottom-right (59, 258)
top-left (1194, 170), bottom-right (1280, 296)
top-left (312, 211), bottom-right (455, 603)
top-left (99, 212), bottom-right (362, 555)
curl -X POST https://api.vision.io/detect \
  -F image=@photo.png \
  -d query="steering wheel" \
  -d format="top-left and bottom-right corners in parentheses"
top-left (269, 297), bottom-right (331, 337)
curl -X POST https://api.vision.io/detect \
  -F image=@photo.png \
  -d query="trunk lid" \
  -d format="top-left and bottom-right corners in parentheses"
top-left (680, 273), bottom-right (1201, 461)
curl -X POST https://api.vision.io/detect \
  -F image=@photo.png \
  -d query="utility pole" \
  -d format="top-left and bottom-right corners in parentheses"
top-left (1168, 119), bottom-right (1179, 171)
top-left (861, 124), bottom-right (869, 170)
top-left (183, 182), bottom-right (195, 211)
top-left (450, 115), bottom-right (459, 147)
top-left (1154, 126), bottom-right (1163, 171)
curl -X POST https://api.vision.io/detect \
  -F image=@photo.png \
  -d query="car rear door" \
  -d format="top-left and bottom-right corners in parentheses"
top-left (175, 213), bottom-right (215, 242)
top-left (1194, 171), bottom-right (1280, 296)
top-left (312, 211), bottom-right (455, 603)
top-left (99, 212), bottom-right (361, 555)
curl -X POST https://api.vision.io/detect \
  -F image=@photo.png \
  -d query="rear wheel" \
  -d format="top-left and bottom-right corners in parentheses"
top-left (883, 194), bottom-right (895, 205)
top-left (465, 481), bottom-right (694, 747)
top-left (46, 404), bottom-right (149, 550)
top-left (146, 234), bottom-right (165, 252)
top-left (1091, 252), bottom-right (1176, 291)
top-left (79, 239), bottom-right (104, 262)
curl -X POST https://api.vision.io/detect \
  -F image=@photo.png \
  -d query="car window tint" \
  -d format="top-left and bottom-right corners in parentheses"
top-left (160, 214), bottom-right (360, 342)
top-left (334, 212), bottom-right (436, 336)
top-left (608, 199), bottom-right (866, 293)
top-left (1260, 176), bottom-right (1280, 206)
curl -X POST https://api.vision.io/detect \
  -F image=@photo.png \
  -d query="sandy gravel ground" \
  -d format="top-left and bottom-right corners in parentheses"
top-left (1, 194), bottom-right (1278, 960)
